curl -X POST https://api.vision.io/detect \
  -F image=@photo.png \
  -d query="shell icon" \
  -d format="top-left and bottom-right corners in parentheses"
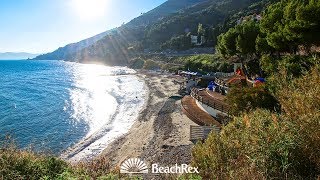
top-left (120, 158), bottom-right (148, 174)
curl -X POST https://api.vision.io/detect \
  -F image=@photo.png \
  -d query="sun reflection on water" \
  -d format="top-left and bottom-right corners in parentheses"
top-left (60, 63), bottom-right (146, 161)
top-left (67, 64), bottom-right (118, 137)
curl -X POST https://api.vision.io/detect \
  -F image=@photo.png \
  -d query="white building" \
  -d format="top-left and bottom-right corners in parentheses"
top-left (191, 35), bottom-right (198, 44)
top-left (191, 35), bottom-right (205, 46)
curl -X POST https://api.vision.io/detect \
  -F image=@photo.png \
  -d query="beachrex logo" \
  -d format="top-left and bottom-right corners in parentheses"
top-left (120, 158), bottom-right (199, 174)
top-left (151, 164), bottom-right (199, 174)
top-left (120, 158), bottom-right (149, 174)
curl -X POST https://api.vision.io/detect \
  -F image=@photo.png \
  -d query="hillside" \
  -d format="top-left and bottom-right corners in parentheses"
top-left (34, 0), bottom-right (207, 61)
top-left (126, 0), bottom-right (207, 28)
top-left (33, 30), bottom-right (112, 60)
top-left (34, 0), bottom-right (274, 66)
top-left (70, 0), bottom-right (272, 65)
top-left (152, 0), bottom-right (275, 47)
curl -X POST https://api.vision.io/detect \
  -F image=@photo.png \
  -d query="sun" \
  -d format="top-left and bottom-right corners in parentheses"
top-left (70, 0), bottom-right (109, 20)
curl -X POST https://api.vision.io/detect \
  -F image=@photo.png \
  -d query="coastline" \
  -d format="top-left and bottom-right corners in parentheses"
top-left (60, 68), bottom-right (147, 163)
top-left (101, 70), bottom-right (198, 168)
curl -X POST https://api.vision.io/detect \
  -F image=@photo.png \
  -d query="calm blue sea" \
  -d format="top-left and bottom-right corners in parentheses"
top-left (0, 60), bottom-right (146, 160)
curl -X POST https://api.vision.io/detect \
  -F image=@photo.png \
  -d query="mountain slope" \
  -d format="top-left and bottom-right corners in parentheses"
top-left (127, 0), bottom-right (207, 27)
top-left (33, 30), bottom-right (112, 60)
top-left (34, 0), bottom-right (207, 61)
top-left (71, 0), bottom-right (268, 65)
top-left (143, 0), bottom-right (266, 48)
top-left (34, 0), bottom-right (271, 65)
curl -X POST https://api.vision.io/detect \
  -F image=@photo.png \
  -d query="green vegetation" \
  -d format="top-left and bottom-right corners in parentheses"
top-left (129, 58), bottom-right (145, 69)
top-left (7, 0), bottom-right (320, 179)
top-left (0, 148), bottom-right (70, 179)
top-left (0, 140), bottom-right (120, 179)
top-left (274, 66), bottom-right (320, 172)
top-left (128, 54), bottom-right (233, 73)
top-left (143, 59), bottom-right (161, 70)
top-left (181, 54), bottom-right (233, 73)
top-left (34, 0), bottom-right (208, 61)
top-left (160, 34), bottom-right (192, 50)
top-left (1, 143), bottom-right (205, 179)
top-left (260, 0), bottom-right (320, 53)
top-left (0, 141), bottom-right (152, 179)
top-left (192, 0), bottom-right (320, 179)
top-left (129, 56), bottom-right (181, 72)
top-left (143, 0), bottom-right (266, 50)
top-left (35, 0), bottom-right (272, 63)
top-left (217, 20), bottom-right (260, 58)
top-left (217, 20), bottom-right (264, 76)
top-left (127, 0), bottom-right (207, 29)
top-left (217, 0), bottom-right (320, 76)
top-left (226, 85), bottom-right (279, 115)
top-left (193, 64), bottom-right (320, 179)
top-left (261, 54), bottom-right (320, 83)
top-left (193, 109), bottom-right (300, 179)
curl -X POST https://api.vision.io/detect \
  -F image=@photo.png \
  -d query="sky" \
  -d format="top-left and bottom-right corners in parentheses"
top-left (0, 0), bottom-right (166, 54)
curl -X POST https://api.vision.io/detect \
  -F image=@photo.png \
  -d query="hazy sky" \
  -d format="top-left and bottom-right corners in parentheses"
top-left (0, 0), bottom-right (166, 54)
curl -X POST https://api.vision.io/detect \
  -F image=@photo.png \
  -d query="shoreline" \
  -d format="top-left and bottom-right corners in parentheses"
top-left (60, 71), bottom-right (148, 163)
top-left (60, 68), bottom-right (198, 169)
top-left (100, 70), bottom-right (198, 168)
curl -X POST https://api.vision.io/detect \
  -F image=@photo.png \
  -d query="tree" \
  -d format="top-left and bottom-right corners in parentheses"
top-left (197, 23), bottom-right (205, 36)
top-left (217, 20), bottom-right (261, 58)
top-left (260, 2), bottom-right (292, 53)
top-left (255, 35), bottom-right (274, 54)
top-left (217, 21), bottom-right (261, 75)
top-left (235, 20), bottom-right (260, 57)
top-left (161, 35), bottom-right (191, 50)
top-left (290, 0), bottom-right (320, 49)
top-left (260, 0), bottom-right (320, 54)
top-left (216, 27), bottom-right (238, 57)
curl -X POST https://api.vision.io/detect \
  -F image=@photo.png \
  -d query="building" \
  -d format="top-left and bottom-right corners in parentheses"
top-left (237, 14), bottom-right (262, 25)
top-left (191, 35), bottom-right (206, 46)
top-left (191, 35), bottom-right (198, 44)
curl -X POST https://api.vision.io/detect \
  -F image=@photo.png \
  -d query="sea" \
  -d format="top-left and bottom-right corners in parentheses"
top-left (0, 60), bottom-right (147, 161)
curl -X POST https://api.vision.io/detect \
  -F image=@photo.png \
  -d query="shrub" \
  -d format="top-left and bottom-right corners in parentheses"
top-left (192, 64), bottom-right (320, 179)
top-left (161, 35), bottom-right (192, 50)
top-left (178, 174), bottom-right (202, 180)
top-left (129, 58), bottom-right (145, 69)
top-left (226, 85), bottom-right (279, 115)
top-left (192, 109), bottom-right (299, 179)
top-left (261, 54), bottom-right (318, 77)
top-left (278, 55), bottom-right (315, 77)
top-left (0, 137), bottom-right (120, 179)
top-left (275, 65), bottom-right (320, 175)
top-left (0, 148), bottom-right (70, 179)
top-left (161, 64), bottom-right (181, 73)
top-left (143, 60), bottom-right (161, 70)
top-left (183, 54), bottom-right (233, 73)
